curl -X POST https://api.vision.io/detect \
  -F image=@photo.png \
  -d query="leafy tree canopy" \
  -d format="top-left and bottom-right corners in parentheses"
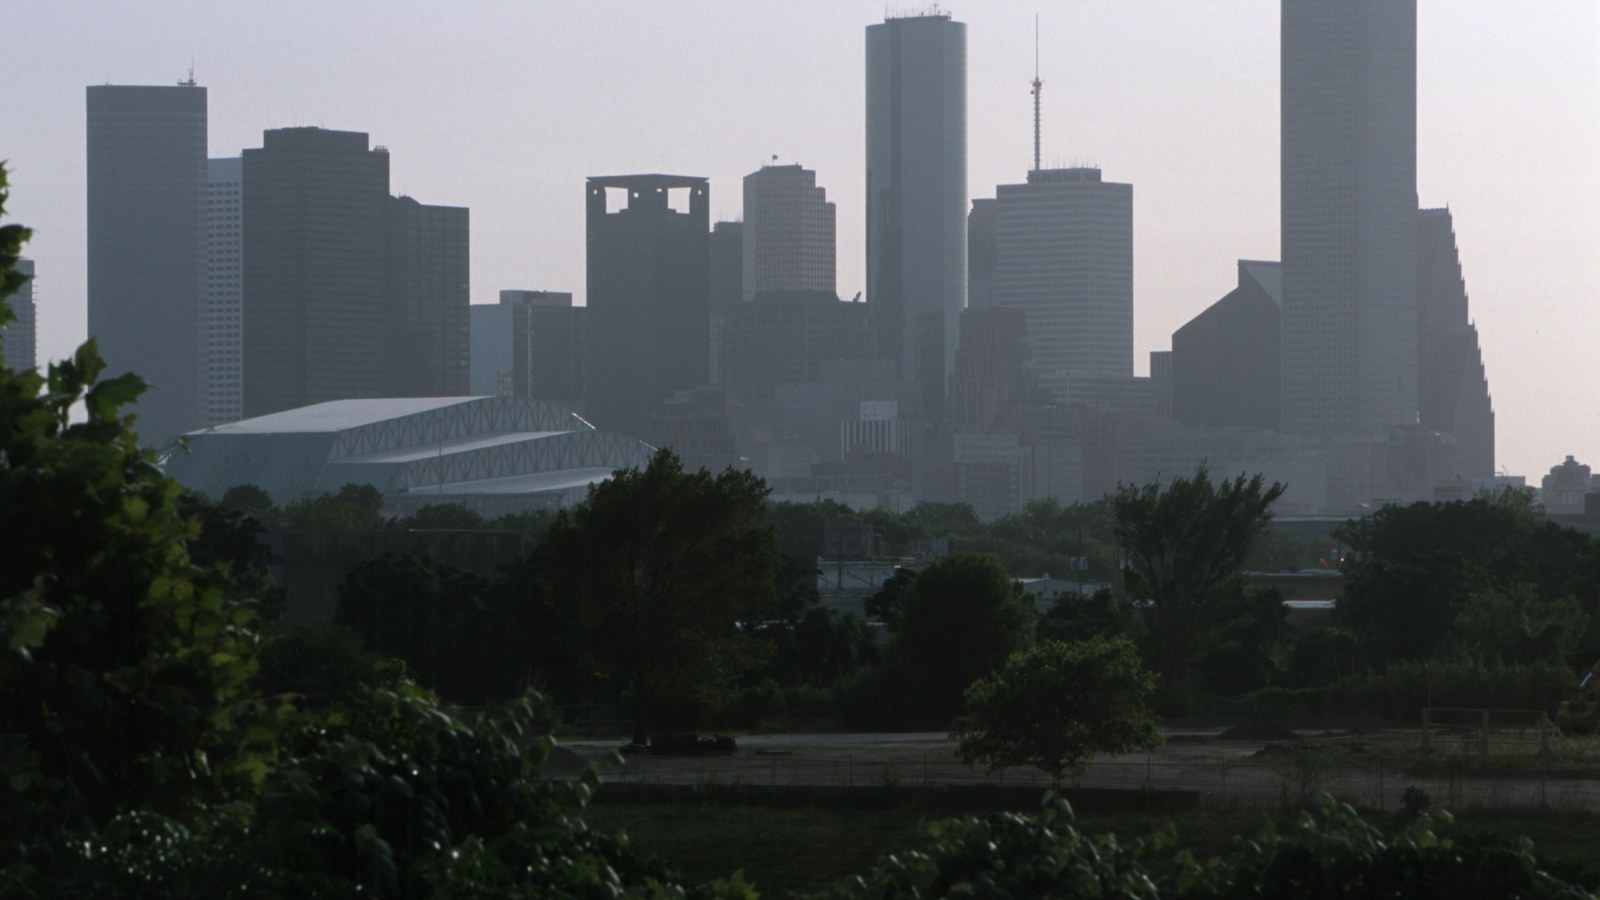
top-left (888, 553), bottom-right (1037, 727)
top-left (541, 449), bottom-right (779, 742)
top-left (1114, 467), bottom-right (1285, 701)
top-left (960, 636), bottom-right (1162, 785)
top-left (0, 165), bottom-right (266, 840)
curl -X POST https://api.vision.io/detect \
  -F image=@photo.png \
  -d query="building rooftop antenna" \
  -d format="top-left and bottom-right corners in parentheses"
top-left (178, 59), bottom-right (196, 87)
top-left (1030, 15), bottom-right (1043, 173)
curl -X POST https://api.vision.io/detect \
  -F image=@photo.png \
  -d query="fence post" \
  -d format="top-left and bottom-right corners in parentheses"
top-left (1480, 709), bottom-right (1490, 760)
top-left (1421, 707), bottom-right (1432, 756)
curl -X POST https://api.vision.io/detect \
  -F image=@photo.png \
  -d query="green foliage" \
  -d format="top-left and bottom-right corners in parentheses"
top-left (542, 448), bottom-right (779, 742)
top-left (335, 551), bottom-right (542, 704)
top-left (399, 501), bottom-right (490, 530)
top-left (1114, 467), bottom-right (1285, 703)
top-left (0, 167), bottom-right (29, 336)
top-left (1036, 587), bottom-right (1133, 645)
top-left (0, 168), bottom-right (265, 853)
top-left (256, 620), bottom-right (408, 707)
top-left (218, 482), bottom-right (274, 517)
top-left (274, 482), bottom-right (386, 528)
top-left (887, 554), bottom-right (1037, 727)
top-left (0, 339), bottom-right (264, 835)
top-left (1336, 492), bottom-right (1600, 668)
top-left (1227, 660), bottom-right (1575, 721)
top-left (825, 794), bottom-right (1596, 899)
top-left (1403, 785), bottom-right (1433, 817)
top-left (864, 566), bottom-right (916, 631)
top-left (23, 692), bottom-right (753, 899)
top-left (1194, 586), bottom-right (1290, 696)
top-left (960, 636), bottom-right (1162, 785)
top-left (1448, 582), bottom-right (1588, 667)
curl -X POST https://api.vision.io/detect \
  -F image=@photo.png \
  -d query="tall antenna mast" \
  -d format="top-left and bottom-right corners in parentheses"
top-left (1030, 15), bottom-right (1043, 172)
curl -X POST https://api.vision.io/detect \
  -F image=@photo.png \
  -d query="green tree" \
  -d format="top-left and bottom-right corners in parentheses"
top-left (1193, 585), bottom-right (1289, 696)
top-left (1036, 588), bottom-right (1133, 646)
top-left (1336, 492), bottom-right (1600, 667)
top-left (824, 794), bottom-right (1595, 899)
top-left (399, 502), bottom-right (489, 530)
top-left (960, 636), bottom-right (1161, 786)
top-left (255, 620), bottom-right (407, 707)
top-left (218, 482), bottom-right (274, 517)
top-left (277, 483), bottom-right (384, 528)
top-left (335, 551), bottom-right (498, 700)
top-left (888, 554), bottom-right (1037, 726)
top-left (864, 565), bottom-right (916, 630)
top-left (1113, 467), bottom-right (1285, 700)
top-left (541, 449), bottom-right (779, 743)
top-left (0, 167), bottom-right (265, 838)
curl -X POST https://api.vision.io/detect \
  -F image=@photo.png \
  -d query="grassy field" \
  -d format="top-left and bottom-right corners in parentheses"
top-left (584, 799), bottom-right (1600, 898)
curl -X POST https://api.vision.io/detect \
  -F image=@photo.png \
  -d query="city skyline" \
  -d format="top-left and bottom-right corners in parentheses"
top-left (1, 1), bottom-right (1595, 478)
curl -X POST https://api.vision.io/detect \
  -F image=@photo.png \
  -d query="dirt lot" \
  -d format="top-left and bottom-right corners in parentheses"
top-left (559, 725), bottom-right (1600, 813)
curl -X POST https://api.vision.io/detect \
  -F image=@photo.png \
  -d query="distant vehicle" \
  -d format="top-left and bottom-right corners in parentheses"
top-left (1553, 659), bottom-right (1600, 735)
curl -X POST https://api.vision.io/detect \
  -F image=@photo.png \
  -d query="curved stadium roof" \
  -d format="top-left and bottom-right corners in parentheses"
top-left (166, 396), bottom-right (655, 511)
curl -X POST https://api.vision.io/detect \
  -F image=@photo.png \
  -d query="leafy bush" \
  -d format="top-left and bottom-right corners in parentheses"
top-left (824, 794), bottom-right (1596, 899)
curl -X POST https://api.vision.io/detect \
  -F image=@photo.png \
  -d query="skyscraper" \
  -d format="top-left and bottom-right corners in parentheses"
top-left (384, 196), bottom-right (470, 397)
top-left (2, 258), bottom-right (36, 371)
top-left (1280, 0), bottom-right (1419, 436)
top-left (708, 221), bottom-right (744, 310)
top-left (242, 128), bottom-right (389, 417)
top-left (865, 12), bottom-right (967, 419)
top-left (1416, 208), bottom-right (1494, 478)
top-left (993, 167), bottom-right (1133, 384)
top-left (967, 198), bottom-right (996, 309)
top-left (86, 83), bottom-right (206, 444)
top-left (203, 157), bottom-right (244, 425)
top-left (584, 175), bottom-right (710, 437)
top-left (741, 163), bottom-right (835, 302)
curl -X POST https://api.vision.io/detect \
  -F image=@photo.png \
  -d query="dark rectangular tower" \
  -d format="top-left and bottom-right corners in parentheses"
top-left (86, 83), bottom-right (207, 444)
top-left (584, 175), bottom-right (710, 437)
top-left (242, 127), bottom-right (389, 417)
top-left (385, 196), bottom-right (470, 397)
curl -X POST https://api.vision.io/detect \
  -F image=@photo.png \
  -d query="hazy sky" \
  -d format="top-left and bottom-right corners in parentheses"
top-left (2, 1), bottom-right (1596, 480)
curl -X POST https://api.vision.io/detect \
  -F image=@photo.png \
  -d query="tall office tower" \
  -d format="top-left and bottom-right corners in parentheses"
top-left (707, 220), bottom-right (742, 385)
top-left (1416, 208), bottom-right (1493, 478)
top-left (584, 175), bottom-right (710, 437)
top-left (866, 11), bottom-right (967, 419)
top-left (86, 83), bottom-right (206, 444)
top-left (242, 128), bottom-right (389, 417)
top-left (967, 198), bottom-right (996, 309)
top-left (1, 258), bottom-right (36, 370)
top-left (1280, 0), bottom-right (1419, 436)
top-left (709, 221), bottom-right (744, 309)
top-left (203, 157), bottom-right (244, 425)
top-left (741, 163), bottom-right (836, 302)
top-left (993, 167), bottom-right (1133, 383)
top-left (1171, 260), bottom-right (1282, 430)
top-left (384, 196), bottom-right (470, 396)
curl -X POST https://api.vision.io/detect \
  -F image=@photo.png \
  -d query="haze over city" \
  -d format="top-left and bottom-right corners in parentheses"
top-left (1, 0), bottom-right (1596, 480)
